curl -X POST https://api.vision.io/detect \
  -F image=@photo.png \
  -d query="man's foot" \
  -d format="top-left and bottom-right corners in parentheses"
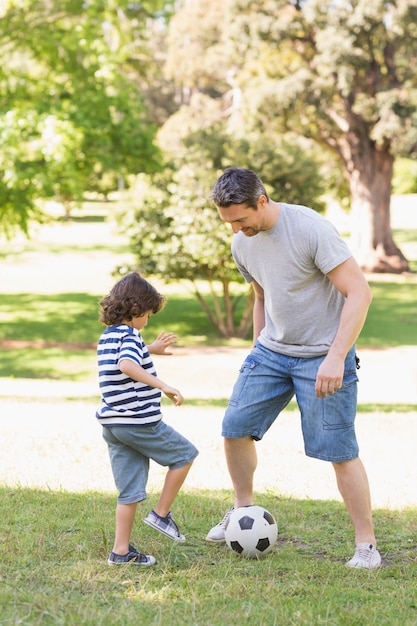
top-left (205, 507), bottom-right (235, 543)
top-left (144, 510), bottom-right (186, 543)
top-left (346, 543), bottom-right (381, 569)
top-left (108, 544), bottom-right (156, 566)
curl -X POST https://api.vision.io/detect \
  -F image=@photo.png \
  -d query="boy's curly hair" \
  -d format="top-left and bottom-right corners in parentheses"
top-left (99, 272), bottom-right (166, 326)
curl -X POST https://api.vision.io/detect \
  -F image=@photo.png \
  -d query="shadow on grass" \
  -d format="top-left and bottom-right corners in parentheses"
top-left (1, 280), bottom-right (416, 379)
top-left (1, 487), bottom-right (416, 625)
top-left (1, 486), bottom-right (416, 562)
top-left (0, 292), bottom-right (240, 347)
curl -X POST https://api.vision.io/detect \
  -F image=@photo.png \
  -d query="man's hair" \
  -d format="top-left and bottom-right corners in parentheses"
top-left (99, 272), bottom-right (166, 326)
top-left (211, 167), bottom-right (269, 209)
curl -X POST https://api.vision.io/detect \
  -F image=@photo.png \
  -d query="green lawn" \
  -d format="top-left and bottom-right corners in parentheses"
top-left (1, 202), bottom-right (417, 625)
top-left (1, 202), bottom-right (416, 380)
top-left (1, 487), bottom-right (416, 626)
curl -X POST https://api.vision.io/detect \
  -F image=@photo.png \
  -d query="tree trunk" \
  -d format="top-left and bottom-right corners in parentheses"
top-left (338, 132), bottom-right (410, 273)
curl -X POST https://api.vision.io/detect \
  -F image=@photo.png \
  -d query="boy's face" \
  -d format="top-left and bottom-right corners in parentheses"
top-left (128, 309), bottom-right (153, 331)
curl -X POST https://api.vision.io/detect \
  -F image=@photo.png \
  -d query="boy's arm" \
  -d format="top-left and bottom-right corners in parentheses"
top-left (119, 358), bottom-right (183, 406)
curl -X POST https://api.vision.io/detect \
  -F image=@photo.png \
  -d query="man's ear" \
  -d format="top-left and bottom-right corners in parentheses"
top-left (257, 195), bottom-right (268, 210)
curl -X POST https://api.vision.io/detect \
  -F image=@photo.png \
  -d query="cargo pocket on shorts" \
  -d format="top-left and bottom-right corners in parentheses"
top-left (228, 354), bottom-right (261, 407)
top-left (322, 367), bottom-right (358, 430)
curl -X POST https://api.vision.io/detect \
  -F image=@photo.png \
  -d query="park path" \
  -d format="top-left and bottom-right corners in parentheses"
top-left (1, 195), bottom-right (416, 509)
top-left (1, 344), bottom-right (416, 510)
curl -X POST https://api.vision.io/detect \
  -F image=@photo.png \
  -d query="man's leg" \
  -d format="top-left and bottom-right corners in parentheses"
top-left (332, 457), bottom-right (376, 546)
top-left (224, 436), bottom-right (257, 507)
top-left (205, 436), bottom-right (257, 542)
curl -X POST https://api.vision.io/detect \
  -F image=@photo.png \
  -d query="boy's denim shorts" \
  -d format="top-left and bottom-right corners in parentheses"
top-left (102, 421), bottom-right (199, 504)
top-left (222, 342), bottom-right (360, 462)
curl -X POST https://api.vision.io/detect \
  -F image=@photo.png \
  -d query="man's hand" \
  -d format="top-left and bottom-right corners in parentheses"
top-left (315, 353), bottom-right (344, 398)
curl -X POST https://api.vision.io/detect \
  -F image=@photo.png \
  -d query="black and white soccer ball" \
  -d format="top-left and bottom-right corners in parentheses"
top-left (225, 505), bottom-right (278, 558)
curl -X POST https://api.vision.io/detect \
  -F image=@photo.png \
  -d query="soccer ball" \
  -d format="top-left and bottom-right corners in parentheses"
top-left (225, 505), bottom-right (278, 558)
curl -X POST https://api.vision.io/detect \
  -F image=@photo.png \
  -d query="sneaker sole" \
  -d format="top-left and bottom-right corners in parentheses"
top-left (108, 558), bottom-right (156, 566)
top-left (205, 535), bottom-right (226, 543)
top-left (346, 561), bottom-right (381, 569)
top-left (144, 518), bottom-right (186, 543)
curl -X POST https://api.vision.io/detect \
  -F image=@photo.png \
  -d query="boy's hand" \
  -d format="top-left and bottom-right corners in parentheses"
top-left (147, 331), bottom-right (178, 355)
top-left (161, 384), bottom-right (184, 406)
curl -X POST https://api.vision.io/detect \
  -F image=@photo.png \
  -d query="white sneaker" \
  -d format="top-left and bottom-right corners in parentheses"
top-left (205, 507), bottom-right (234, 542)
top-left (346, 543), bottom-right (381, 569)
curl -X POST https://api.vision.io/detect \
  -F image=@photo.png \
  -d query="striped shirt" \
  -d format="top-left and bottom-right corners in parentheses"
top-left (96, 324), bottom-right (162, 426)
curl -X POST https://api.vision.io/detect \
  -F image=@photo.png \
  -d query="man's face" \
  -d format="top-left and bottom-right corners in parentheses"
top-left (216, 196), bottom-right (267, 237)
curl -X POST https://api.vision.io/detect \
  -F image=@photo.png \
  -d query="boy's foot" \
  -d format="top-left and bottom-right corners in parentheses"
top-left (205, 507), bottom-right (234, 542)
top-left (108, 544), bottom-right (156, 567)
top-left (144, 510), bottom-right (186, 543)
top-left (346, 543), bottom-right (381, 569)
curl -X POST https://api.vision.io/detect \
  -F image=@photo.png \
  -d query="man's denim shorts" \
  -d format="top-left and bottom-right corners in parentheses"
top-left (222, 342), bottom-right (359, 462)
top-left (102, 421), bottom-right (199, 504)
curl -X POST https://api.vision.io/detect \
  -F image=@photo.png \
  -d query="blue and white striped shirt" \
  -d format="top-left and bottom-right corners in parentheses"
top-left (96, 324), bottom-right (162, 426)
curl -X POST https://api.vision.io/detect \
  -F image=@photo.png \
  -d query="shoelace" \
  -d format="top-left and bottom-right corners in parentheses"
top-left (219, 508), bottom-right (234, 528)
top-left (166, 512), bottom-right (181, 536)
top-left (355, 545), bottom-right (374, 562)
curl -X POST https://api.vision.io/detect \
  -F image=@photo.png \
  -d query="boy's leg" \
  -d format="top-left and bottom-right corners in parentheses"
top-left (153, 462), bottom-right (193, 517)
top-left (112, 501), bottom-right (138, 555)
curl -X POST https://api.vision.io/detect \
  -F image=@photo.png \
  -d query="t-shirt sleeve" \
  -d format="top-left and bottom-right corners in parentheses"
top-left (118, 334), bottom-right (144, 366)
top-left (231, 236), bottom-right (253, 283)
top-left (309, 220), bottom-right (352, 275)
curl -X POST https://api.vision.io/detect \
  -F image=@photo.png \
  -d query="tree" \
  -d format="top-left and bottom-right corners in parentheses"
top-left (225, 0), bottom-right (417, 272)
top-left (0, 0), bottom-right (165, 234)
top-left (115, 0), bottom-right (329, 338)
top-left (122, 99), bottom-right (327, 338)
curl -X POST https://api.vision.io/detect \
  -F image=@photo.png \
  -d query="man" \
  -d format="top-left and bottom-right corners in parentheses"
top-left (205, 167), bottom-right (381, 569)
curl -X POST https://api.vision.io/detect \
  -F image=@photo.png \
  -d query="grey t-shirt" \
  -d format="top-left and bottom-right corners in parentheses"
top-left (231, 203), bottom-right (352, 357)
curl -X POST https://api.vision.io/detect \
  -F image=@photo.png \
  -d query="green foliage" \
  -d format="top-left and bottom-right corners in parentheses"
top-left (163, 0), bottom-right (417, 271)
top-left (128, 171), bottom-right (239, 283)
top-left (0, 0), bottom-right (164, 234)
top-left (0, 487), bottom-right (416, 625)
top-left (232, 0), bottom-right (417, 156)
top-left (120, 112), bottom-right (327, 336)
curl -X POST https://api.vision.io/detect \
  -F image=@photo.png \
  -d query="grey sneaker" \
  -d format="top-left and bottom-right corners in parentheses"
top-left (144, 510), bottom-right (186, 543)
top-left (205, 507), bottom-right (234, 543)
top-left (108, 544), bottom-right (156, 567)
top-left (346, 543), bottom-right (381, 569)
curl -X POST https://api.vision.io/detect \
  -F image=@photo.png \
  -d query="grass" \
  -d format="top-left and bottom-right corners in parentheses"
top-left (362, 281), bottom-right (417, 347)
top-left (1, 487), bottom-right (416, 626)
top-left (1, 202), bottom-right (417, 382)
top-left (1, 201), bottom-right (417, 624)
top-left (0, 278), bottom-right (416, 380)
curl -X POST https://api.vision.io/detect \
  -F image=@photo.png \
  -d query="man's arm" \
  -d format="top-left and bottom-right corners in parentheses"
top-left (315, 256), bottom-right (372, 398)
top-left (252, 280), bottom-right (265, 345)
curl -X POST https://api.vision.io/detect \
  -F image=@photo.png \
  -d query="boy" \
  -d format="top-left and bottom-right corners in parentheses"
top-left (96, 272), bottom-right (198, 566)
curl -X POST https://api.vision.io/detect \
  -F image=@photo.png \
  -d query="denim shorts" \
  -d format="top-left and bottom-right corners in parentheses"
top-left (222, 342), bottom-right (359, 462)
top-left (102, 421), bottom-right (199, 504)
